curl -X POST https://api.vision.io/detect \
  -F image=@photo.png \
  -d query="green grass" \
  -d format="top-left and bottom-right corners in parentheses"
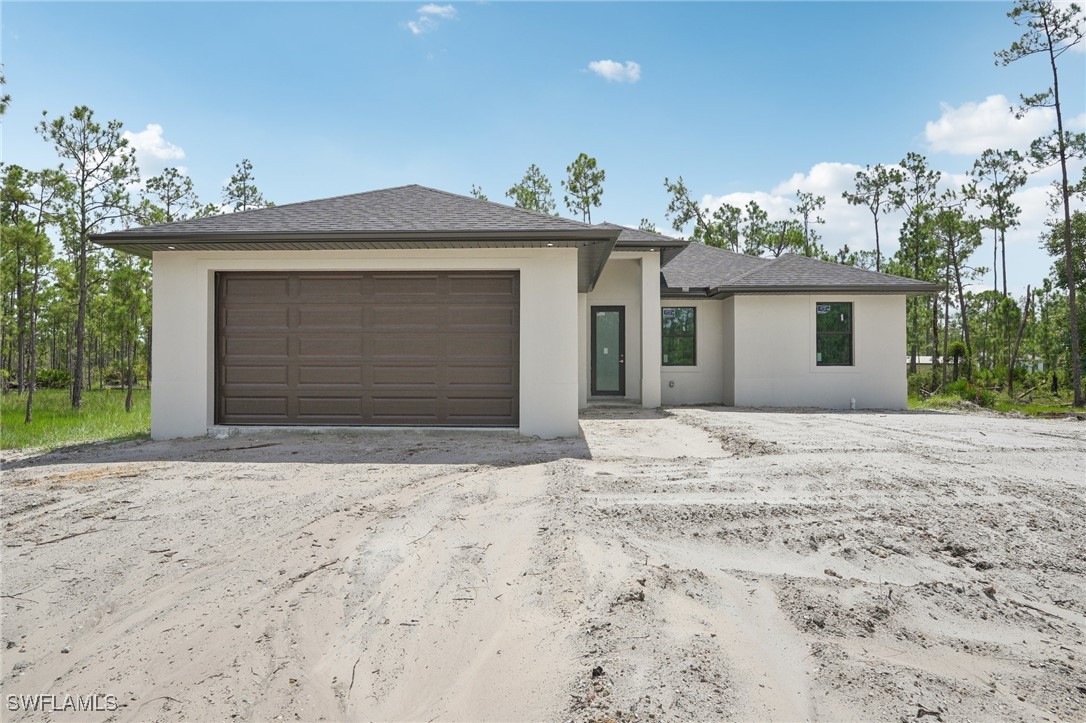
top-left (909, 391), bottom-right (1082, 416)
top-left (1, 387), bottom-right (150, 451)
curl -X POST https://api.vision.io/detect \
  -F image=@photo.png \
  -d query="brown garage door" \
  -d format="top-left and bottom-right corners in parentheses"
top-left (216, 271), bottom-right (519, 426)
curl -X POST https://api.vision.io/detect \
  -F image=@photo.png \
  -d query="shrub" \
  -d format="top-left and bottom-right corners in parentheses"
top-left (907, 372), bottom-right (928, 396)
top-left (36, 368), bottom-right (71, 389)
top-left (946, 379), bottom-right (995, 408)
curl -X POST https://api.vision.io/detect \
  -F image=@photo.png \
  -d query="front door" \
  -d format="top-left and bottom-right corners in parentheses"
top-left (591, 306), bottom-right (625, 396)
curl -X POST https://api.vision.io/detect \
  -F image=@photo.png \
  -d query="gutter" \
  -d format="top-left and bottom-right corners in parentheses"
top-left (707, 283), bottom-right (944, 298)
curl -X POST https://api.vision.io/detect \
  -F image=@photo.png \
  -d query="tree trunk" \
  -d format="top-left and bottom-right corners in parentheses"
top-left (14, 238), bottom-right (26, 394)
top-left (25, 260), bottom-right (41, 425)
top-left (950, 238), bottom-right (973, 382)
top-left (146, 321), bottom-right (152, 388)
top-left (1000, 227), bottom-right (1008, 298)
top-left (125, 330), bottom-right (134, 413)
top-left (72, 218), bottom-right (87, 409)
top-left (931, 296), bottom-right (940, 393)
top-left (942, 272), bottom-right (950, 390)
top-left (874, 219), bottom-right (882, 273)
top-left (1008, 286), bottom-right (1032, 395)
top-left (1046, 16), bottom-right (1083, 406)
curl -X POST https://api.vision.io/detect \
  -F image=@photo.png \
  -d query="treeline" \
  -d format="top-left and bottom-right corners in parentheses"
top-left (476, 4), bottom-right (1084, 407)
top-left (651, 1), bottom-right (1085, 406)
top-left (2, 0), bottom-right (1083, 422)
top-left (1, 100), bottom-right (273, 423)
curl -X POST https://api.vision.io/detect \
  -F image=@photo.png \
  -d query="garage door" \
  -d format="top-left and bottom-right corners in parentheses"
top-left (216, 271), bottom-right (519, 426)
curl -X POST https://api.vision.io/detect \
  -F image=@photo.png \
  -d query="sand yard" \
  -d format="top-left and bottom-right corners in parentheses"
top-left (2, 406), bottom-right (1084, 721)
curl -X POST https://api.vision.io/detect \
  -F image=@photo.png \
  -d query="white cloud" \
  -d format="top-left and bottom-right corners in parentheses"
top-left (924, 94), bottom-right (1055, 155)
top-left (696, 161), bottom-right (890, 255)
top-left (688, 154), bottom-right (1085, 297)
top-left (419, 4), bottom-right (456, 18)
top-left (123, 123), bottom-right (184, 162)
top-left (587, 59), bottom-right (641, 84)
top-left (122, 123), bottom-right (185, 177)
top-left (407, 4), bottom-right (456, 34)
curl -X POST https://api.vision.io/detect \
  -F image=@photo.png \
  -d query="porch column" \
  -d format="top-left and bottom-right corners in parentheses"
top-left (640, 253), bottom-right (662, 408)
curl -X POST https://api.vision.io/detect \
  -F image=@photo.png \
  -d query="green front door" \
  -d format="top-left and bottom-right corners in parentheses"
top-left (591, 306), bottom-right (625, 396)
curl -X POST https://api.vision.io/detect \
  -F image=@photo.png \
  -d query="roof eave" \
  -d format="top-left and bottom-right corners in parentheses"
top-left (708, 284), bottom-right (943, 298)
top-left (90, 227), bottom-right (619, 244)
top-left (660, 287), bottom-right (711, 298)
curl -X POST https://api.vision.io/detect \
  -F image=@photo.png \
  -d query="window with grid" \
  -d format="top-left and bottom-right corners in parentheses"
top-left (816, 302), bottom-right (852, 366)
top-left (662, 307), bottom-right (696, 366)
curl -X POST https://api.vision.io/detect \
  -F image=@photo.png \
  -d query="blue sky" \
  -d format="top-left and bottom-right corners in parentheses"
top-left (3, 1), bottom-right (1084, 294)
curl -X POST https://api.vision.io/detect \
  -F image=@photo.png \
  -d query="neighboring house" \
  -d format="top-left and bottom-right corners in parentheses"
top-left (906, 356), bottom-right (1045, 374)
top-left (93, 185), bottom-right (940, 440)
top-left (907, 356), bottom-right (940, 374)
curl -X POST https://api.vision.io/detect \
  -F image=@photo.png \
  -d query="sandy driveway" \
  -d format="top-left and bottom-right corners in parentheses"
top-left (1, 407), bottom-right (1084, 721)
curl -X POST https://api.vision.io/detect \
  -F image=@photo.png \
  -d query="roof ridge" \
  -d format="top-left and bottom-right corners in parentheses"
top-left (777, 252), bottom-right (934, 283)
top-left (230, 184), bottom-right (426, 214)
top-left (417, 185), bottom-right (596, 229)
top-left (598, 221), bottom-right (682, 242)
top-left (718, 251), bottom-right (776, 284)
top-left (121, 184), bottom-right (426, 234)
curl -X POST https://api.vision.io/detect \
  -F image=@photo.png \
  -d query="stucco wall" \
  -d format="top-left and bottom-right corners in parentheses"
top-left (150, 247), bottom-right (581, 440)
top-left (660, 299), bottom-right (726, 405)
top-left (732, 293), bottom-right (907, 409)
top-left (721, 297), bottom-right (735, 405)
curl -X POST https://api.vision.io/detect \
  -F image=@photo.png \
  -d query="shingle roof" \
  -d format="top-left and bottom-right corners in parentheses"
top-left (660, 242), bottom-right (772, 288)
top-left (596, 223), bottom-right (686, 246)
top-left (94, 184), bottom-right (611, 239)
top-left (595, 222), bottom-right (689, 264)
top-left (661, 243), bottom-right (941, 294)
top-left (91, 185), bottom-right (621, 294)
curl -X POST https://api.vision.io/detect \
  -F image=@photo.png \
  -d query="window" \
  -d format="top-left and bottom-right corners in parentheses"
top-left (662, 307), bottom-right (696, 366)
top-left (816, 302), bottom-right (852, 366)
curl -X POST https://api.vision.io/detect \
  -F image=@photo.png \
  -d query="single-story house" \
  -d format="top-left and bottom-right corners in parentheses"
top-left (92, 185), bottom-right (940, 440)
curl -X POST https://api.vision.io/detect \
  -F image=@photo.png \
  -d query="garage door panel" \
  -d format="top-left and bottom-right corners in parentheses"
top-left (372, 365), bottom-right (439, 387)
top-left (448, 334), bottom-right (516, 359)
top-left (223, 365), bottom-right (289, 385)
top-left (449, 274), bottom-right (516, 296)
top-left (447, 305), bottom-right (517, 329)
top-left (223, 276), bottom-right (290, 299)
top-left (366, 305), bottom-right (444, 330)
top-left (371, 334), bottom-right (443, 358)
top-left (446, 365), bottom-right (515, 387)
top-left (217, 271), bottom-right (518, 426)
top-left (371, 396), bottom-right (439, 420)
top-left (295, 275), bottom-right (365, 299)
top-left (446, 396), bottom-right (516, 420)
top-left (297, 366), bottom-right (364, 385)
top-left (297, 306), bottom-right (364, 329)
top-left (297, 396), bottom-right (363, 418)
top-left (222, 396), bottom-right (289, 417)
top-left (371, 274), bottom-right (440, 296)
top-left (298, 335), bottom-right (365, 358)
top-left (224, 336), bottom-right (289, 357)
top-left (224, 307), bottom-right (290, 330)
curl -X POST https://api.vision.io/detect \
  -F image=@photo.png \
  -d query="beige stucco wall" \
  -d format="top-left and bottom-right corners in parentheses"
top-left (150, 247), bottom-right (581, 440)
top-left (721, 297), bottom-right (735, 405)
top-left (579, 252), bottom-right (661, 408)
top-left (660, 299), bottom-right (726, 405)
top-left (732, 293), bottom-right (907, 409)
